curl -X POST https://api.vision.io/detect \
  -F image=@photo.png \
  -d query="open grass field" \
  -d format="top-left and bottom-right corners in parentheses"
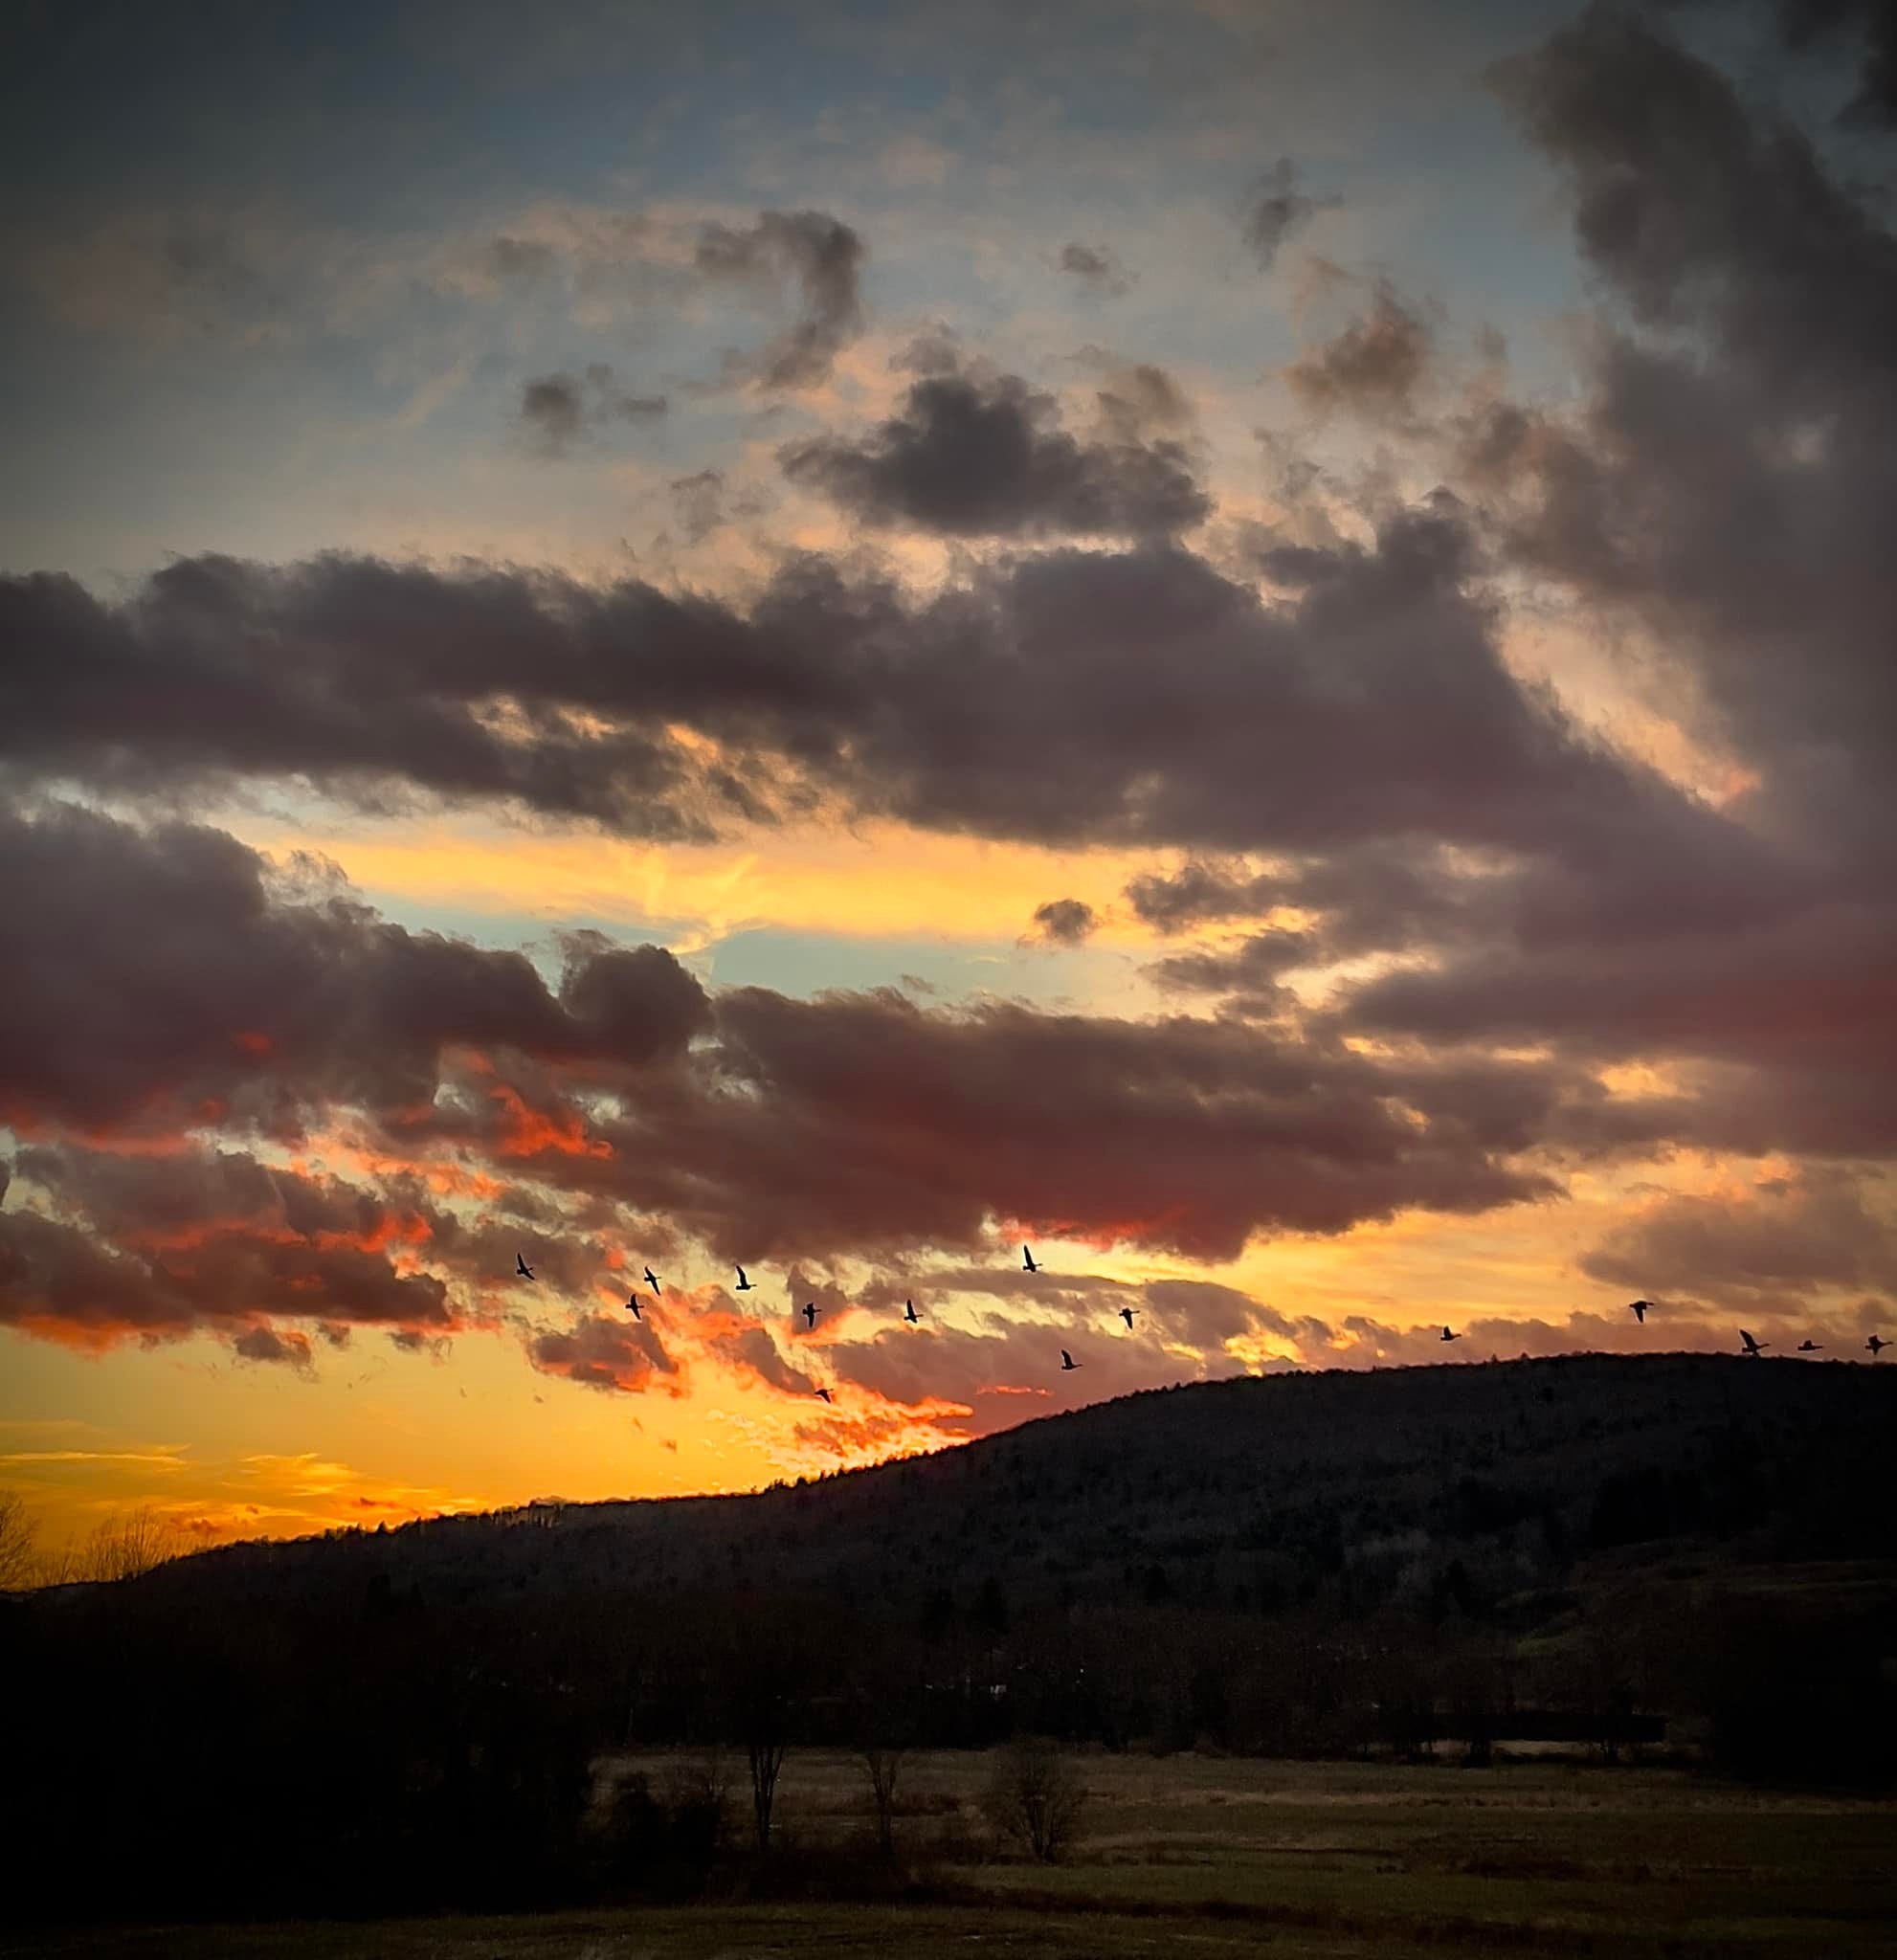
top-left (14, 1752), bottom-right (1895, 1958)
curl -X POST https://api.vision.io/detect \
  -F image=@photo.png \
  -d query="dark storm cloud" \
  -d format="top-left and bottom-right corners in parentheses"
top-left (1485, 6), bottom-right (1897, 818)
top-left (0, 1197), bottom-right (456, 1353)
top-left (581, 984), bottom-right (1560, 1263)
top-left (6, 497), bottom-right (1672, 861)
top-left (520, 364), bottom-right (665, 455)
top-left (693, 209), bottom-right (866, 389)
top-left (779, 369), bottom-right (1209, 538)
top-left (0, 803), bottom-right (1567, 1276)
top-left (0, 802), bottom-right (709, 1133)
top-left (11, 1138), bottom-right (448, 1253)
top-left (1059, 240), bottom-right (1135, 296)
top-left (1127, 861), bottom-right (1283, 932)
top-left (1029, 898), bottom-right (1097, 945)
top-left (0, 555), bottom-right (758, 839)
top-left (1277, 3), bottom-right (1897, 1162)
top-left (1285, 281), bottom-right (1432, 421)
top-left (1242, 157), bottom-right (1333, 269)
top-left (1150, 926), bottom-right (1319, 994)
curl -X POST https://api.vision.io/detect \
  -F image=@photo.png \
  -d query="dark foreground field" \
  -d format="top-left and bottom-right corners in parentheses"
top-left (16, 1753), bottom-right (1895, 1959)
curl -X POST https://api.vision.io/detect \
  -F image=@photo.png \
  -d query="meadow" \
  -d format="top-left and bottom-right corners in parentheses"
top-left (14, 1750), bottom-right (1894, 1958)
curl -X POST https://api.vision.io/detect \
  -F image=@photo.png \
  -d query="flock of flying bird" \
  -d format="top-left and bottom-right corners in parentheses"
top-left (508, 1249), bottom-right (1891, 1407)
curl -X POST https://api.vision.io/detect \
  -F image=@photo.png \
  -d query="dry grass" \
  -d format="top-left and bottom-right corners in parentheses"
top-left (15, 1753), bottom-right (1897, 1958)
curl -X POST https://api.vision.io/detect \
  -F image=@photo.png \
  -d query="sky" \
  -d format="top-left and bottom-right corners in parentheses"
top-left (3, 0), bottom-right (1894, 1554)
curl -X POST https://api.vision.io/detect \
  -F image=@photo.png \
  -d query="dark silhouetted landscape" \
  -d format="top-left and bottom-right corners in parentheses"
top-left (7, 1355), bottom-right (1895, 1954)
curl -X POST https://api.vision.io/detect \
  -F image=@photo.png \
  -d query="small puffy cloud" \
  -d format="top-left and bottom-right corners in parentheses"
top-left (780, 369), bottom-right (1209, 538)
top-left (1029, 898), bottom-right (1098, 945)
top-left (1243, 157), bottom-right (1335, 269)
top-left (1285, 281), bottom-right (1432, 422)
top-left (527, 1311), bottom-right (679, 1394)
top-left (1059, 241), bottom-right (1135, 297)
top-left (693, 208), bottom-right (866, 389)
top-left (520, 363), bottom-right (665, 456)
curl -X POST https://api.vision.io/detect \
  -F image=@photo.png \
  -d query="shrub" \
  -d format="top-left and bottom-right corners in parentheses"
top-left (979, 1735), bottom-right (1087, 1862)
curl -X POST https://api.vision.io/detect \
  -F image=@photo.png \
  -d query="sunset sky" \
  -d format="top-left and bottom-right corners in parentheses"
top-left (3, 0), bottom-right (1894, 1554)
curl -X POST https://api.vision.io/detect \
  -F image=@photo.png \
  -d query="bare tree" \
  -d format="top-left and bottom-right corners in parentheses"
top-left (980, 1735), bottom-right (1087, 1863)
top-left (859, 1742), bottom-right (905, 1860)
top-left (731, 1656), bottom-right (792, 1855)
top-left (0, 1490), bottom-right (37, 1592)
top-left (74, 1505), bottom-right (186, 1585)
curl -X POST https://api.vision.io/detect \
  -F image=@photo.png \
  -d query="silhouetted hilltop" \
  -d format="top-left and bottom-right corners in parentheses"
top-left (129, 1351), bottom-right (1897, 1617)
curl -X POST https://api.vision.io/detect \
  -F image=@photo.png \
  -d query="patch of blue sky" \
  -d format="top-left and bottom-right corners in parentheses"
top-left (694, 924), bottom-right (1144, 1013)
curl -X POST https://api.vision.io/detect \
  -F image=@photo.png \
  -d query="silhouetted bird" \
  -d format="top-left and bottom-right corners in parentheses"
top-left (1440, 1326), bottom-right (1461, 1343)
top-left (1629, 1300), bottom-right (1652, 1324)
top-left (904, 1300), bottom-right (920, 1325)
top-left (734, 1265), bottom-right (752, 1291)
top-left (1023, 1244), bottom-right (1038, 1273)
top-left (802, 1302), bottom-right (817, 1328)
top-left (815, 1386), bottom-right (833, 1404)
top-left (1120, 1306), bottom-right (1137, 1329)
top-left (625, 1295), bottom-right (643, 1321)
top-left (1797, 1338), bottom-right (1821, 1352)
top-left (1868, 1334), bottom-right (1888, 1358)
top-left (643, 1266), bottom-right (660, 1296)
top-left (1740, 1328), bottom-right (1769, 1356)
top-left (516, 1252), bottom-right (535, 1281)
top-left (1060, 1348), bottom-right (1080, 1371)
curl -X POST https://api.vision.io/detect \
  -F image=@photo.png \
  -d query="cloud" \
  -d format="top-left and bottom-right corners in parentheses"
top-left (1029, 898), bottom-right (1097, 945)
top-left (519, 363), bottom-right (665, 455)
top-left (1285, 281), bottom-right (1432, 422)
top-left (693, 209), bottom-right (866, 389)
top-left (571, 982), bottom-right (1561, 1262)
top-left (670, 468), bottom-right (725, 542)
top-left (1579, 1169), bottom-right (1897, 1316)
top-left (1484, 5), bottom-right (1897, 825)
top-left (234, 1324), bottom-right (314, 1370)
top-left (520, 374), bottom-right (586, 450)
top-left (0, 803), bottom-right (1569, 1280)
top-left (779, 368), bottom-right (1209, 538)
top-left (703, 1315), bottom-right (818, 1398)
top-left (1773, 0), bottom-right (1897, 122)
top-left (1297, 4), bottom-right (1897, 1162)
top-left (485, 234), bottom-right (561, 283)
top-left (0, 802), bottom-right (709, 1135)
top-left (0, 1193), bottom-right (456, 1357)
top-left (17, 211), bottom-right (287, 342)
top-left (5, 494), bottom-right (1695, 865)
top-left (527, 1310), bottom-right (678, 1393)
top-left (1664, 0), bottom-right (1897, 126)
top-left (1150, 925), bottom-right (1317, 1002)
top-left (1242, 157), bottom-right (1333, 270)
top-left (1088, 359), bottom-right (1194, 444)
top-left (1059, 241), bottom-right (1135, 297)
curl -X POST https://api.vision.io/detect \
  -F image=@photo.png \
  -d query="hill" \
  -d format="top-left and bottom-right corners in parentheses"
top-left (128, 1350), bottom-right (1897, 1616)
